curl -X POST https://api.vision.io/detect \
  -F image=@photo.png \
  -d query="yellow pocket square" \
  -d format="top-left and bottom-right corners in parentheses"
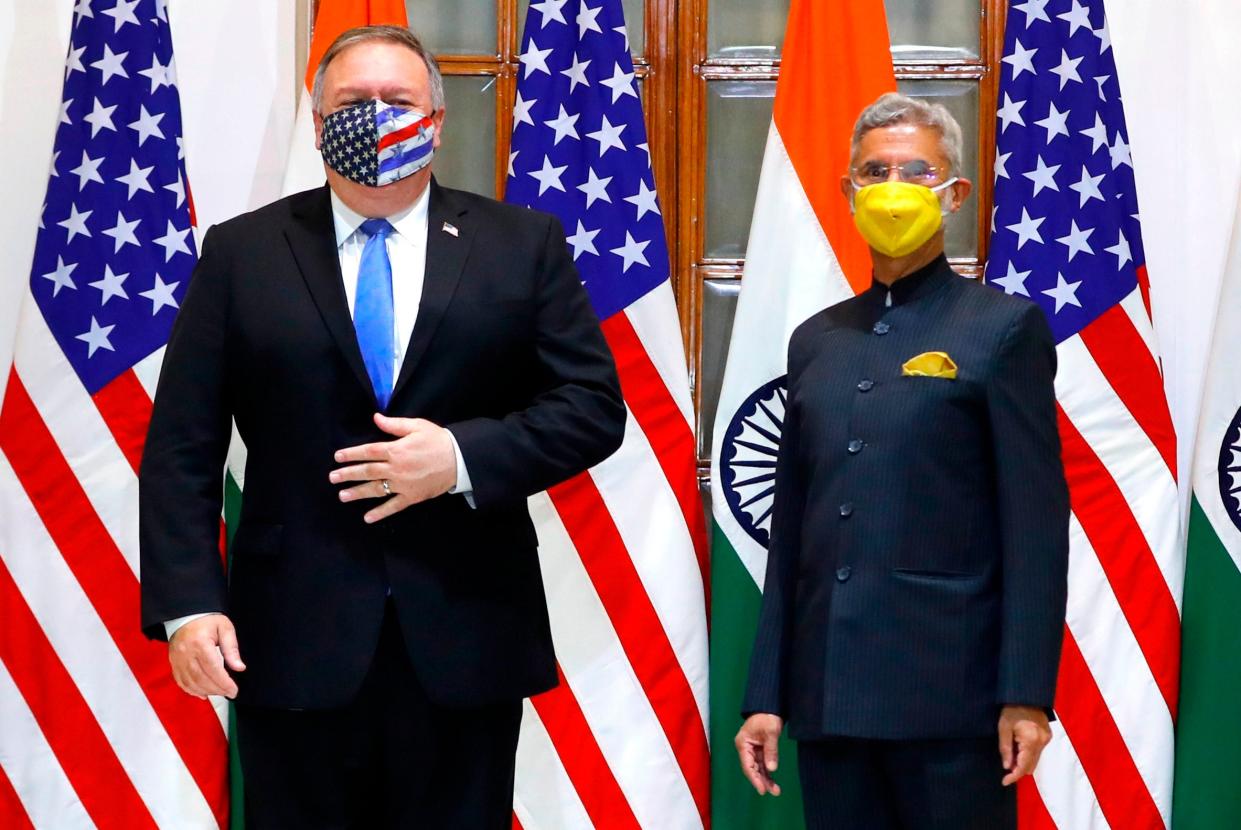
top-left (901, 351), bottom-right (958, 380)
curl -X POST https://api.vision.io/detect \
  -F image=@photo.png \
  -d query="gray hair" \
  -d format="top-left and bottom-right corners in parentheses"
top-left (850, 92), bottom-right (964, 177)
top-left (311, 25), bottom-right (445, 114)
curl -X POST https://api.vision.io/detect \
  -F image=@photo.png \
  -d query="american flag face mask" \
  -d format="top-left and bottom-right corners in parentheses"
top-left (320, 99), bottom-right (436, 187)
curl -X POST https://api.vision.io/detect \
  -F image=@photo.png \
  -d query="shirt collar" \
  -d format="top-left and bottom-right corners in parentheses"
top-left (329, 184), bottom-right (431, 249)
top-left (865, 254), bottom-right (955, 307)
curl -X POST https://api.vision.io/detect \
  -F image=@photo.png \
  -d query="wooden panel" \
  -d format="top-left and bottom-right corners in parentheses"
top-left (675, 0), bottom-right (708, 369)
top-left (979, 0), bottom-right (1007, 274)
top-left (493, 0), bottom-right (517, 198)
top-left (647, 0), bottom-right (680, 307)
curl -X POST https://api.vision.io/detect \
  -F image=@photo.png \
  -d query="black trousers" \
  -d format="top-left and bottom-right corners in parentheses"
top-left (235, 604), bottom-right (523, 830)
top-left (798, 736), bottom-right (1016, 830)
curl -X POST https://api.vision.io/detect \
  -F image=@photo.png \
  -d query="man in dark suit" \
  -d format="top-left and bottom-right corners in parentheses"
top-left (139, 25), bottom-right (625, 829)
top-left (734, 92), bottom-right (1070, 829)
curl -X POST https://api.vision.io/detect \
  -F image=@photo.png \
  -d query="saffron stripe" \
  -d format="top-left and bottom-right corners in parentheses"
top-left (1057, 405), bottom-right (1181, 715)
top-left (0, 763), bottom-right (34, 830)
top-left (0, 373), bottom-right (229, 828)
top-left (0, 560), bottom-right (157, 830)
top-left (601, 312), bottom-right (709, 588)
top-left (302, 0), bottom-right (408, 92)
top-left (91, 369), bottom-right (153, 476)
top-left (549, 474), bottom-right (711, 825)
top-left (772, 2), bottom-right (895, 293)
top-left (1055, 627), bottom-right (1166, 829)
top-left (530, 666), bottom-right (642, 829)
top-left (1077, 304), bottom-right (1177, 476)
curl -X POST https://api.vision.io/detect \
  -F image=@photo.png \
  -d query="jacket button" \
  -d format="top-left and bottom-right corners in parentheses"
top-left (839, 502), bottom-right (854, 518)
top-left (873, 321), bottom-right (891, 335)
top-left (857, 379), bottom-right (875, 392)
top-left (836, 566), bottom-right (852, 583)
top-left (847, 439), bottom-right (865, 455)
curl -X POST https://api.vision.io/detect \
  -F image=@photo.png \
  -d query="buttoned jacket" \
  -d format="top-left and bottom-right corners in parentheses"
top-left (743, 256), bottom-right (1070, 740)
top-left (139, 182), bottom-right (626, 710)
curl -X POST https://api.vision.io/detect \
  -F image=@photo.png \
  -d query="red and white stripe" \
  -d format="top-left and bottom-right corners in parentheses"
top-left (0, 295), bottom-right (229, 826)
top-left (515, 287), bottom-right (711, 829)
top-left (1021, 281), bottom-right (1181, 829)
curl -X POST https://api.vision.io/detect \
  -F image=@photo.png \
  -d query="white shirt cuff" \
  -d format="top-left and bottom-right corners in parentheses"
top-left (445, 428), bottom-right (475, 508)
top-left (164, 612), bottom-right (215, 640)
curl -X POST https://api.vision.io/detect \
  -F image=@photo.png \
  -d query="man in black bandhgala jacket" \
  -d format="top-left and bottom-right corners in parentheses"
top-left (735, 92), bottom-right (1070, 830)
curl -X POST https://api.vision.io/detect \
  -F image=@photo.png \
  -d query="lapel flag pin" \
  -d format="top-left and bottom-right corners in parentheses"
top-left (442, 221), bottom-right (459, 237)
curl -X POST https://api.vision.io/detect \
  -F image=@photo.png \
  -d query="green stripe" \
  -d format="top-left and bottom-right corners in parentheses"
top-left (710, 521), bottom-right (805, 830)
top-left (223, 472), bottom-right (245, 830)
top-left (1172, 495), bottom-right (1241, 829)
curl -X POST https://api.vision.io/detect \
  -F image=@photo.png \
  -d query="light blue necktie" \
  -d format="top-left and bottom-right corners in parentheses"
top-left (353, 218), bottom-right (395, 408)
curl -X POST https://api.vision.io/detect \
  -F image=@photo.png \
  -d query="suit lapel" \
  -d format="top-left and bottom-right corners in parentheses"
top-left (283, 187), bottom-right (376, 402)
top-left (390, 180), bottom-right (474, 402)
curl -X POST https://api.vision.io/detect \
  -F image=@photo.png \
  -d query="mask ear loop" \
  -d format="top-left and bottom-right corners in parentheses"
top-left (848, 180), bottom-right (872, 215)
top-left (932, 177), bottom-right (961, 216)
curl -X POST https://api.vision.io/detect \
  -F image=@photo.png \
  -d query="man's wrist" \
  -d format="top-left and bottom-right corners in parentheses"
top-left (444, 427), bottom-right (476, 506)
top-left (164, 612), bottom-right (219, 640)
top-left (1001, 703), bottom-right (1052, 721)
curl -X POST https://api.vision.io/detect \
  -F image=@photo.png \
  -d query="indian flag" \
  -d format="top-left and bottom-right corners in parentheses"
top-left (707, 1), bottom-right (894, 826)
top-left (282, 0), bottom-right (410, 197)
top-left (1172, 187), bottom-right (1241, 828)
top-left (223, 3), bottom-right (410, 827)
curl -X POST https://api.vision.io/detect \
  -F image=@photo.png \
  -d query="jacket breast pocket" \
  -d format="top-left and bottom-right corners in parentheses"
top-left (230, 522), bottom-right (283, 558)
top-left (892, 372), bottom-right (972, 414)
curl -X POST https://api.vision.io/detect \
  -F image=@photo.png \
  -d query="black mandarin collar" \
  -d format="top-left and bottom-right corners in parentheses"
top-left (865, 254), bottom-right (955, 308)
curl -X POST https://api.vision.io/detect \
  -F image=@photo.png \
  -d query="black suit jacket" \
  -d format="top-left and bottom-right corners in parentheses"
top-left (743, 256), bottom-right (1070, 740)
top-left (139, 182), bottom-right (626, 710)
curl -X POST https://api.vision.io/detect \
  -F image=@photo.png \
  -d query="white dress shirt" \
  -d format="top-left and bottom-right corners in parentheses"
top-left (328, 187), bottom-right (473, 497)
top-left (164, 185), bottom-right (473, 639)
top-left (331, 188), bottom-right (426, 382)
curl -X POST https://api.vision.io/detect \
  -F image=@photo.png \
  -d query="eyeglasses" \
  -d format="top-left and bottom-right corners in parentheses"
top-left (851, 160), bottom-right (950, 187)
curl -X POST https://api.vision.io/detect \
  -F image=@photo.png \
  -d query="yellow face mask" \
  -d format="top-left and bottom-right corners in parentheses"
top-left (851, 179), bottom-right (957, 258)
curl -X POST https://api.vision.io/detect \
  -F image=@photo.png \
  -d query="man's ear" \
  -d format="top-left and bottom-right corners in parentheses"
top-left (948, 178), bottom-right (973, 213)
top-left (313, 110), bottom-right (324, 151)
top-left (431, 106), bottom-right (446, 152)
top-left (840, 175), bottom-right (854, 206)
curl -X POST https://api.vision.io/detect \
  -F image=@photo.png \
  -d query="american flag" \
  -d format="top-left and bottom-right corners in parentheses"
top-left (987, 1), bottom-right (1180, 827)
top-left (0, 1), bottom-right (229, 827)
top-left (504, 1), bottom-right (710, 827)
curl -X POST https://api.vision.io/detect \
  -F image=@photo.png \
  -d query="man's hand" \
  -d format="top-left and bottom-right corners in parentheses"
top-left (735, 713), bottom-right (785, 796)
top-left (999, 705), bottom-right (1052, 786)
top-left (330, 413), bottom-right (458, 523)
top-left (168, 614), bottom-right (245, 700)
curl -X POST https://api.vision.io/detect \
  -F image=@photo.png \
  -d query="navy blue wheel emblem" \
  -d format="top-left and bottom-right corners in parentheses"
top-left (720, 376), bottom-right (788, 549)
top-left (1220, 407), bottom-right (1241, 533)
